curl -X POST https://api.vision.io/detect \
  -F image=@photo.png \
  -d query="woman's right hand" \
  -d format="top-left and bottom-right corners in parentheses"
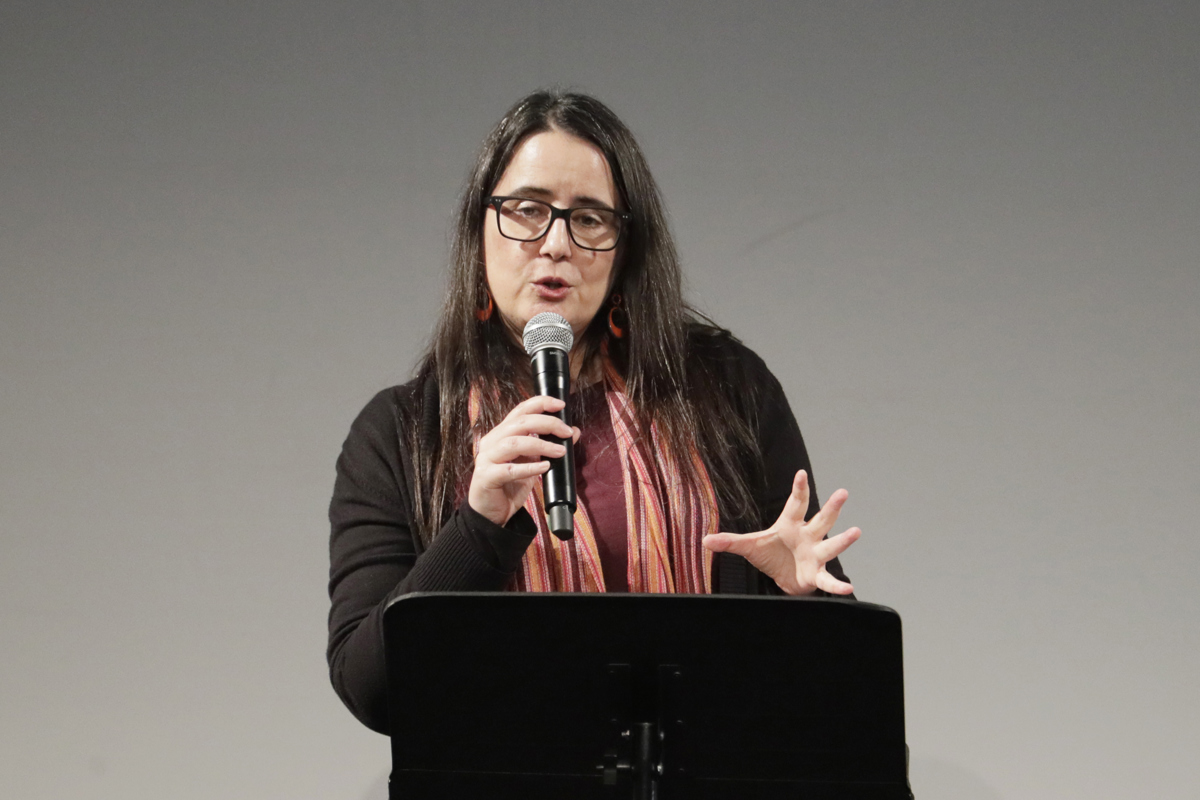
top-left (467, 395), bottom-right (581, 527)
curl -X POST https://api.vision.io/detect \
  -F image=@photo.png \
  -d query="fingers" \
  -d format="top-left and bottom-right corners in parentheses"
top-left (496, 460), bottom-right (551, 481)
top-left (803, 487), bottom-right (848, 537)
top-left (490, 402), bottom-right (575, 442)
top-left (778, 470), bottom-right (812, 525)
top-left (466, 396), bottom-right (574, 527)
top-left (813, 527), bottom-right (860, 563)
top-left (509, 394), bottom-right (567, 415)
top-left (814, 569), bottom-right (855, 596)
top-left (473, 397), bottom-right (576, 479)
top-left (488, 432), bottom-right (567, 463)
top-left (477, 396), bottom-right (578, 469)
top-left (478, 419), bottom-right (572, 468)
top-left (471, 457), bottom-right (553, 490)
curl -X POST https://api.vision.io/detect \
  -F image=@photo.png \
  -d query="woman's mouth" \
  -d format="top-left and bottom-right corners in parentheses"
top-left (533, 278), bottom-right (570, 300)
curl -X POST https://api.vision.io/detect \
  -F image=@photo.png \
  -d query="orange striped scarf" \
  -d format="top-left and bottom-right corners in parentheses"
top-left (467, 363), bottom-right (719, 594)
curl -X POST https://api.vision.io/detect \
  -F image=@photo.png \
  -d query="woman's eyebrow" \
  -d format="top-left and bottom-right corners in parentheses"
top-left (571, 194), bottom-right (613, 208)
top-left (506, 185), bottom-right (614, 208)
top-left (506, 185), bottom-right (553, 199)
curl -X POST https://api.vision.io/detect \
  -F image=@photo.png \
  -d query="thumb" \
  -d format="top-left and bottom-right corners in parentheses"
top-left (702, 532), bottom-right (742, 553)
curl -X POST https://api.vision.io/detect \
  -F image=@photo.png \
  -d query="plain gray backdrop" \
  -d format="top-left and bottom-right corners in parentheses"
top-left (2, 1), bottom-right (1197, 798)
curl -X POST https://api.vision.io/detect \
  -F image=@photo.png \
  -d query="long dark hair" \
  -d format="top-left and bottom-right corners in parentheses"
top-left (407, 89), bottom-right (762, 544)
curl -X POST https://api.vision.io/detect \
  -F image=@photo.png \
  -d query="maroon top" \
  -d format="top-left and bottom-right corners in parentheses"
top-left (568, 384), bottom-right (629, 592)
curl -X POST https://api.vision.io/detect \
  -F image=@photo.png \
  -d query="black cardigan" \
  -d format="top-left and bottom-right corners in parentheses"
top-left (327, 331), bottom-right (851, 733)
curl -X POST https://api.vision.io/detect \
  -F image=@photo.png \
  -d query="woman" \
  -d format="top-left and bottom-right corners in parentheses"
top-left (327, 90), bottom-right (860, 733)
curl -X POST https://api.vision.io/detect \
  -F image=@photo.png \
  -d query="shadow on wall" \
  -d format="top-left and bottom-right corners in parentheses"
top-left (909, 756), bottom-right (1004, 800)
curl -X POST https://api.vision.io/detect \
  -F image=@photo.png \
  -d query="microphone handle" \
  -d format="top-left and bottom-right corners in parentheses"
top-left (531, 347), bottom-right (576, 539)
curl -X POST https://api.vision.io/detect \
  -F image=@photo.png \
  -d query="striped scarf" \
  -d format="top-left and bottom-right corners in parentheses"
top-left (467, 362), bottom-right (719, 593)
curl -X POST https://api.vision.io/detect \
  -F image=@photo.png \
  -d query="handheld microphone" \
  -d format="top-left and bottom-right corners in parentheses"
top-left (522, 312), bottom-right (576, 540)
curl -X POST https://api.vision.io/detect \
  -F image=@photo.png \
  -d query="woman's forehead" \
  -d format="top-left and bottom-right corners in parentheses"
top-left (494, 129), bottom-right (616, 205)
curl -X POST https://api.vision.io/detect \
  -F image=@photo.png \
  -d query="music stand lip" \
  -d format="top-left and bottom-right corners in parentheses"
top-left (386, 590), bottom-right (896, 614)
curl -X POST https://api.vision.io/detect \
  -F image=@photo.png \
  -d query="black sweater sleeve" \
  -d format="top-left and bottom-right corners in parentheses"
top-left (326, 387), bottom-right (535, 733)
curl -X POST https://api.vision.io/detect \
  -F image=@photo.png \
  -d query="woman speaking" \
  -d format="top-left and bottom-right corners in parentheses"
top-left (327, 90), bottom-right (860, 733)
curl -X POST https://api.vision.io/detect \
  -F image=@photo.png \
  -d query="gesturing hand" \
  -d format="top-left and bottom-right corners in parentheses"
top-left (702, 470), bottom-right (859, 596)
top-left (467, 395), bottom-right (581, 528)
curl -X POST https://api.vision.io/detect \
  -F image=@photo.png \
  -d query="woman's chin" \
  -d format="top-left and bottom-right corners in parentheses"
top-left (525, 301), bottom-right (576, 327)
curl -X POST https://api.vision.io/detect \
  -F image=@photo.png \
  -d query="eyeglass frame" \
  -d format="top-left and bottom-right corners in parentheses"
top-left (485, 195), bottom-right (632, 252)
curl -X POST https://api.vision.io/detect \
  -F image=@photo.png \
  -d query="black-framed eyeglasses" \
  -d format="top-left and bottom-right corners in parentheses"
top-left (486, 196), bottom-right (631, 252)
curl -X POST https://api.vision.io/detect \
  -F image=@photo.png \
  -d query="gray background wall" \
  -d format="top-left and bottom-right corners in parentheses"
top-left (2, 1), bottom-right (1197, 798)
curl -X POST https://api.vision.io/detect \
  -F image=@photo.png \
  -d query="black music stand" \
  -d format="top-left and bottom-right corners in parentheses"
top-left (383, 593), bottom-right (913, 799)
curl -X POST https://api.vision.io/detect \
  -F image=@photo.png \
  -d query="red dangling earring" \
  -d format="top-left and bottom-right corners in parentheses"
top-left (607, 293), bottom-right (626, 339)
top-left (475, 290), bottom-right (494, 322)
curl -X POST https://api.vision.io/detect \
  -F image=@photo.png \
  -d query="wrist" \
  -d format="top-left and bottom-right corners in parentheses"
top-left (466, 496), bottom-right (510, 528)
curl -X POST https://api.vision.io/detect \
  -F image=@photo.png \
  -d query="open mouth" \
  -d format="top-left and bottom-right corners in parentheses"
top-left (533, 278), bottom-right (571, 299)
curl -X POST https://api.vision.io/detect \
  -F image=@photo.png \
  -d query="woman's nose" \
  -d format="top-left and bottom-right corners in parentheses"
top-left (539, 216), bottom-right (573, 259)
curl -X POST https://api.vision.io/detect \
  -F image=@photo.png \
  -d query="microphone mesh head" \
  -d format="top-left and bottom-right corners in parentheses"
top-left (523, 312), bottom-right (574, 355)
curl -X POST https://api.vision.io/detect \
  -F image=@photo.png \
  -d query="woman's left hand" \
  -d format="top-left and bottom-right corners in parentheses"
top-left (702, 470), bottom-right (859, 596)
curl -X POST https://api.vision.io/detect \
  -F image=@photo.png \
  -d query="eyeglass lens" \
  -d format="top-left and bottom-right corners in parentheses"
top-left (496, 198), bottom-right (621, 251)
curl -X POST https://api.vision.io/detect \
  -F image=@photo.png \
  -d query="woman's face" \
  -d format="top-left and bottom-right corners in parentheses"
top-left (483, 128), bottom-right (620, 341)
